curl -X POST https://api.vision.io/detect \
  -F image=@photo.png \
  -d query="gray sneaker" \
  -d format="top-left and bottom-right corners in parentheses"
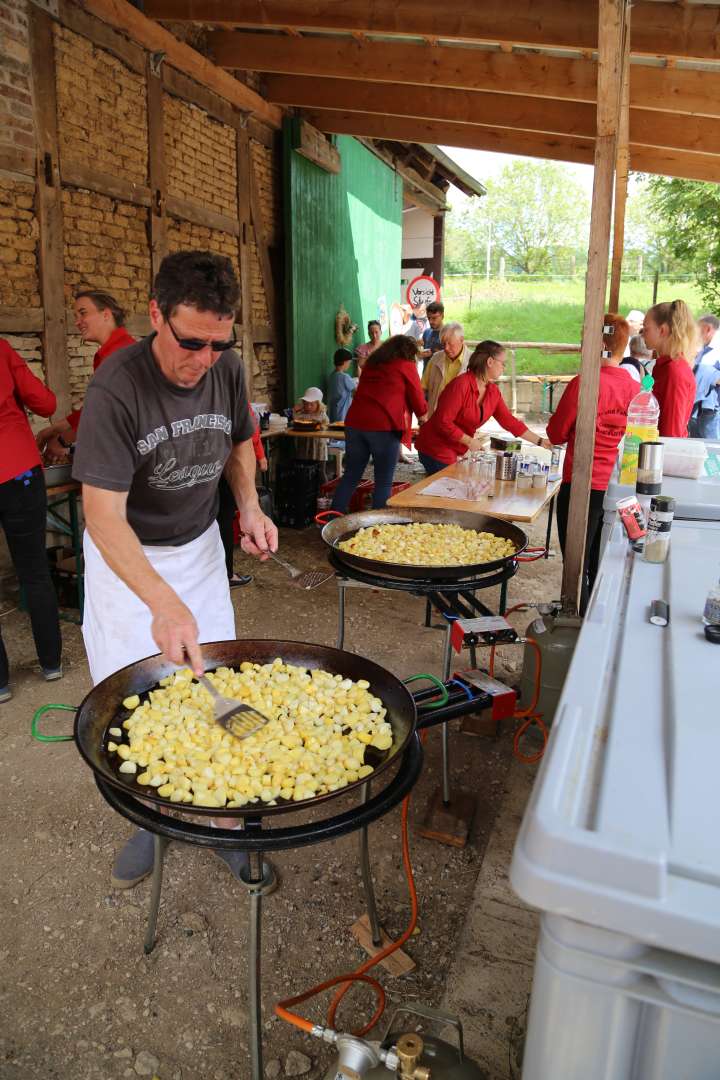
top-left (110, 829), bottom-right (157, 889)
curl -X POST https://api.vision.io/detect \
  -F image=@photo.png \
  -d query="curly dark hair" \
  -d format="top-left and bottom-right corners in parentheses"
top-left (152, 250), bottom-right (240, 319)
top-left (75, 290), bottom-right (126, 327)
top-left (364, 334), bottom-right (419, 367)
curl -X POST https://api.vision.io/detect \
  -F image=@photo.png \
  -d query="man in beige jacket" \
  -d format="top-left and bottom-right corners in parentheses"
top-left (421, 322), bottom-right (469, 416)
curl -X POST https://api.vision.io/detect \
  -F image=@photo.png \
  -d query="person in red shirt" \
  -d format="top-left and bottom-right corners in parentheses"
top-left (642, 300), bottom-right (698, 437)
top-left (547, 314), bottom-right (636, 614)
top-left (0, 339), bottom-right (63, 699)
top-left (330, 335), bottom-right (428, 512)
top-left (415, 339), bottom-right (549, 474)
top-left (217, 408), bottom-right (268, 588)
top-left (36, 291), bottom-right (135, 460)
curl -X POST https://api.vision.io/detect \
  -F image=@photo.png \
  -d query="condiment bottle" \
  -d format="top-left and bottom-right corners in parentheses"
top-left (702, 573), bottom-right (720, 626)
top-left (636, 441), bottom-right (664, 496)
top-left (642, 495), bottom-right (675, 564)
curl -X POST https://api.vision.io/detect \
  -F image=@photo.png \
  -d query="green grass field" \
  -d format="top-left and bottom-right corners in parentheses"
top-left (443, 278), bottom-right (705, 374)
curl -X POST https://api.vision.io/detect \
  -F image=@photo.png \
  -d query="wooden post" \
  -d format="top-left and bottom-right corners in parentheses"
top-left (29, 6), bottom-right (70, 420)
top-left (609, 5), bottom-right (631, 312)
top-left (510, 348), bottom-right (517, 413)
top-left (561, 0), bottom-right (627, 614)
top-left (236, 123), bottom-right (255, 400)
top-left (147, 58), bottom-right (168, 279)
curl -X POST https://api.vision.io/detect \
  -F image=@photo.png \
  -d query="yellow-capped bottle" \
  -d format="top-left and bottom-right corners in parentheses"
top-left (619, 374), bottom-right (660, 486)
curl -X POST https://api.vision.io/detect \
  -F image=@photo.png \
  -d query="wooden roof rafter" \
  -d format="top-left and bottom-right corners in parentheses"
top-left (141, 0), bottom-right (720, 63)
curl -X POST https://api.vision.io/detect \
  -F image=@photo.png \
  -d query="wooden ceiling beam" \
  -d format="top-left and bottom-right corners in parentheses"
top-left (268, 76), bottom-right (720, 155)
top-left (143, 0), bottom-right (720, 61)
top-left (208, 32), bottom-right (720, 119)
top-left (306, 109), bottom-right (597, 166)
top-left (304, 109), bottom-right (720, 183)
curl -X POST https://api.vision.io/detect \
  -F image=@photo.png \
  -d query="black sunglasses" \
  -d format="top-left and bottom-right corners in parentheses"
top-left (167, 318), bottom-right (236, 352)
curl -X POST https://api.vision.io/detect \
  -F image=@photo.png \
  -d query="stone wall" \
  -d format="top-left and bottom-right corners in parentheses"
top-left (0, 0), bottom-right (33, 157)
top-left (164, 95), bottom-right (237, 218)
top-left (54, 25), bottom-right (148, 185)
top-left (0, 174), bottom-right (39, 307)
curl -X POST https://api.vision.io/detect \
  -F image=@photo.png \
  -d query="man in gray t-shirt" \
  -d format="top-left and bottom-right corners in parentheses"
top-left (73, 251), bottom-right (278, 890)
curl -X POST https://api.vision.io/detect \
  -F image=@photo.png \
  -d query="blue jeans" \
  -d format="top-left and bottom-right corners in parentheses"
top-left (418, 451), bottom-right (448, 476)
top-left (689, 410), bottom-right (720, 440)
top-left (330, 428), bottom-right (401, 511)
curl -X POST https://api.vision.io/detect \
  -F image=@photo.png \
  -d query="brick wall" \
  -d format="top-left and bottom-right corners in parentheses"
top-left (0, 0), bottom-right (285, 415)
top-left (0, 174), bottom-right (39, 307)
top-left (54, 25), bottom-right (148, 185)
top-left (164, 94), bottom-right (237, 218)
top-left (0, 0), bottom-right (34, 157)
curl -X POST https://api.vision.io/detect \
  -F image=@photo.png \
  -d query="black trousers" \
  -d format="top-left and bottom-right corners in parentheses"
top-left (556, 482), bottom-right (606, 616)
top-left (216, 475), bottom-right (237, 579)
top-left (0, 467), bottom-right (62, 686)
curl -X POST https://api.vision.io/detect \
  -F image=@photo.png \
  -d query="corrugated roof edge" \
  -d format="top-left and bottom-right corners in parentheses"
top-left (420, 144), bottom-right (487, 198)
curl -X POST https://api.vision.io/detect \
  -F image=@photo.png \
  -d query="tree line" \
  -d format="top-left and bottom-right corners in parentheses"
top-left (445, 160), bottom-right (718, 306)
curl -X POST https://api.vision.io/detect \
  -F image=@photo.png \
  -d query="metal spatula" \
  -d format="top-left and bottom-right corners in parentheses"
top-left (197, 673), bottom-right (270, 741)
top-left (265, 549), bottom-right (334, 590)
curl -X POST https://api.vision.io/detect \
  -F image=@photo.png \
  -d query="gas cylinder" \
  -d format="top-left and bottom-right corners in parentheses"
top-left (322, 1005), bottom-right (486, 1080)
top-left (518, 607), bottom-right (582, 726)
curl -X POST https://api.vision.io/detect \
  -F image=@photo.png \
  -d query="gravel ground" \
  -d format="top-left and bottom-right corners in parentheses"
top-left (0, 477), bottom-right (561, 1080)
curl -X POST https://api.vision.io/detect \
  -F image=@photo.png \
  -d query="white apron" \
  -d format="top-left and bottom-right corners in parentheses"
top-left (82, 521), bottom-right (235, 685)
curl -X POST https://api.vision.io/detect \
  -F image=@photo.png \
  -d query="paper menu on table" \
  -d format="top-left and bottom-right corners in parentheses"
top-left (421, 477), bottom-right (470, 499)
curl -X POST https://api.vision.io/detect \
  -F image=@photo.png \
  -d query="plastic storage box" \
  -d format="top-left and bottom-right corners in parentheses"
top-left (511, 518), bottom-right (720, 1079)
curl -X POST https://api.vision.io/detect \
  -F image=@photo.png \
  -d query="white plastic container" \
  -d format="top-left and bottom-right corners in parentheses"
top-left (660, 436), bottom-right (707, 479)
top-left (512, 518), bottom-right (720, 1079)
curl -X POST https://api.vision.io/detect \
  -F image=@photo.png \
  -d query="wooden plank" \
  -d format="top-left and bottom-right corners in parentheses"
top-left (290, 118), bottom-right (341, 173)
top-left (561, 0), bottom-right (625, 615)
top-left (146, 59), bottom-right (167, 279)
top-left (0, 146), bottom-right (35, 178)
top-left (273, 76), bottom-right (720, 154)
top-left (360, 140), bottom-right (447, 211)
top-left (208, 31), bottom-right (720, 120)
top-left (165, 194), bottom-right (240, 237)
top-left (162, 65), bottom-right (237, 128)
top-left (29, 5), bottom-right (70, 420)
top-left (78, 0), bottom-right (283, 128)
top-left (629, 146), bottom-right (720, 184)
top-left (0, 307), bottom-right (45, 332)
top-left (236, 126), bottom-right (255, 400)
top-left (304, 110), bottom-right (596, 166)
top-left (58, 0), bottom-right (145, 74)
top-left (252, 323), bottom-right (276, 344)
top-left (416, 787), bottom-right (476, 849)
top-left (248, 118), bottom-right (276, 149)
top-left (350, 914), bottom-right (416, 975)
top-left (143, 0), bottom-right (720, 62)
top-left (610, 9), bottom-right (630, 314)
top-left (270, 75), bottom-right (598, 139)
top-left (60, 158), bottom-right (152, 206)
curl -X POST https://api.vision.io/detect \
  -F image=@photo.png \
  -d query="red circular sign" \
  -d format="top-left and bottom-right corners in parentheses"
top-left (406, 275), bottom-right (441, 308)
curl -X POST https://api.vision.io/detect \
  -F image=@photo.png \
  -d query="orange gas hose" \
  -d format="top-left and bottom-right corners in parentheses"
top-left (275, 781), bottom-right (419, 1037)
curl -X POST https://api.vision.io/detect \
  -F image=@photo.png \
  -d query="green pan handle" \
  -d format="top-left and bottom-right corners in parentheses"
top-left (403, 673), bottom-right (449, 709)
top-left (31, 703), bottom-right (77, 743)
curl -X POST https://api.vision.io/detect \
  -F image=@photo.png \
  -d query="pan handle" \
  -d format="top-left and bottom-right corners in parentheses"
top-left (314, 509), bottom-right (343, 526)
top-left (31, 703), bottom-right (77, 743)
top-left (403, 673), bottom-right (449, 709)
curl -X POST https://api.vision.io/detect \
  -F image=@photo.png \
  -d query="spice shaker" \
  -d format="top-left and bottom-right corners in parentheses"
top-left (702, 572), bottom-right (720, 626)
top-left (642, 494), bottom-right (675, 563)
top-left (636, 441), bottom-right (664, 496)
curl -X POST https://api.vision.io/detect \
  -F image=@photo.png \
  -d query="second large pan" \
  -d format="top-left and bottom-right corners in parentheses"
top-left (321, 507), bottom-right (527, 580)
top-left (73, 639), bottom-right (417, 819)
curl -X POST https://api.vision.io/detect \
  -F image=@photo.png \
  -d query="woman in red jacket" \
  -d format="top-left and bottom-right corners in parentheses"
top-left (331, 335), bottom-right (428, 512)
top-left (546, 314), bottom-right (636, 613)
top-left (36, 291), bottom-right (135, 460)
top-left (0, 340), bottom-right (63, 700)
top-left (415, 339), bottom-right (548, 474)
top-left (642, 300), bottom-right (698, 437)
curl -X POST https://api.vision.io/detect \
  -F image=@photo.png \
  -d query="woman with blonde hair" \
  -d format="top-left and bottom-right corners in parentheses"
top-left (642, 300), bottom-right (698, 436)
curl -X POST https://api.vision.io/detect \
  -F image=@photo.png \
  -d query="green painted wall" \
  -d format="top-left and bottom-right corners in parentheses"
top-left (284, 126), bottom-right (403, 403)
